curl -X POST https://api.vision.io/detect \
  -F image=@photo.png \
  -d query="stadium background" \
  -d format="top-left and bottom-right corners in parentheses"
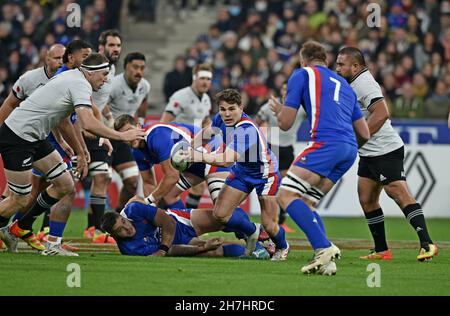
top-left (0, 0), bottom-right (449, 217)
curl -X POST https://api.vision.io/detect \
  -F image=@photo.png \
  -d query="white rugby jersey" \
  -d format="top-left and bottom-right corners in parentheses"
top-left (257, 100), bottom-right (304, 147)
top-left (350, 69), bottom-right (403, 157)
top-left (12, 66), bottom-right (51, 100)
top-left (108, 73), bottom-right (151, 118)
top-left (5, 69), bottom-right (92, 142)
top-left (92, 64), bottom-right (116, 111)
top-left (164, 86), bottom-right (211, 125)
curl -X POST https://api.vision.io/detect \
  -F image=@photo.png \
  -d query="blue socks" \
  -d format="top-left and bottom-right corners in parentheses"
top-left (223, 244), bottom-right (245, 257)
top-left (166, 199), bottom-right (186, 209)
top-left (286, 199), bottom-right (331, 250)
top-left (271, 225), bottom-right (288, 249)
top-left (49, 221), bottom-right (66, 238)
top-left (224, 207), bottom-right (256, 237)
top-left (313, 211), bottom-right (326, 234)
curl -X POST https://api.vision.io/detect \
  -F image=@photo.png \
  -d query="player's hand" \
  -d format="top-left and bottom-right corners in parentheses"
top-left (204, 237), bottom-right (224, 251)
top-left (269, 94), bottom-right (283, 116)
top-left (120, 128), bottom-right (146, 142)
top-left (83, 147), bottom-right (91, 164)
top-left (60, 141), bottom-right (74, 158)
top-left (99, 137), bottom-right (113, 156)
top-left (151, 250), bottom-right (167, 257)
top-left (74, 154), bottom-right (88, 180)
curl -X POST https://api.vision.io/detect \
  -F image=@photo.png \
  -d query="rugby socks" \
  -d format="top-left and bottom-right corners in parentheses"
top-left (12, 212), bottom-right (24, 222)
top-left (224, 207), bottom-right (257, 237)
top-left (186, 193), bottom-right (201, 209)
top-left (90, 195), bottom-right (106, 230)
top-left (313, 212), bottom-right (326, 234)
top-left (270, 225), bottom-right (288, 249)
top-left (402, 203), bottom-right (433, 248)
top-left (40, 210), bottom-right (50, 231)
top-left (48, 220), bottom-right (66, 245)
top-left (365, 208), bottom-right (388, 252)
top-left (286, 199), bottom-right (331, 250)
top-left (0, 215), bottom-right (9, 228)
top-left (19, 191), bottom-right (59, 231)
top-left (223, 244), bottom-right (245, 257)
top-left (167, 199), bottom-right (186, 209)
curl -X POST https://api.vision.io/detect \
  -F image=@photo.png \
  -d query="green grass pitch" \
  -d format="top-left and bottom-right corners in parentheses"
top-left (0, 210), bottom-right (449, 296)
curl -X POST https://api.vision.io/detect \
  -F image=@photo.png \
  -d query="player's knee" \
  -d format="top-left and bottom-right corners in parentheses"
top-left (10, 193), bottom-right (31, 210)
top-left (123, 176), bottom-right (138, 192)
top-left (93, 173), bottom-right (111, 189)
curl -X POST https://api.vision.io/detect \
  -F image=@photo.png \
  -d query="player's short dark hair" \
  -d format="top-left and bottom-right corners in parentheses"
top-left (337, 47), bottom-right (366, 66)
top-left (300, 40), bottom-right (327, 64)
top-left (82, 53), bottom-right (109, 67)
top-left (114, 114), bottom-right (137, 131)
top-left (98, 29), bottom-right (122, 47)
top-left (124, 52), bottom-right (146, 69)
top-left (215, 88), bottom-right (241, 106)
top-left (101, 212), bottom-right (121, 238)
top-left (193, 63), bottom-right (213, 75)
top-left (63, 39), bottom-right (92, 63)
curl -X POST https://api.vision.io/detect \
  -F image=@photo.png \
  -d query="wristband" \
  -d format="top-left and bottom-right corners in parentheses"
top-left (159, 244), bottom-right (170, 252)
top-left (145, 194), bottom-right (156, 205)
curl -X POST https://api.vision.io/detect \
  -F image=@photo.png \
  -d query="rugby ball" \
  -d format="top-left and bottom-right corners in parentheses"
top-left (170, 141), bottom-right (191, 172)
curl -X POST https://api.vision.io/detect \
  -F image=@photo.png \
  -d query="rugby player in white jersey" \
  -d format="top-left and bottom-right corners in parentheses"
top-left (336, 47), bottom-right (437, 261)
top-left (0, 44), bottom-right (65, 249)
top-left (82, 30), bottom-right (124, 243)
top-left (161, 64), bottom-right (213, 209)
top-left (0, 53), bottom-right (145, 256)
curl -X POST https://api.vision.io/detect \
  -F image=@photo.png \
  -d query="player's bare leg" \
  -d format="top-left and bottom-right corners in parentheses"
top-left (115, 161), bottom-right (139, 210)
top-left (278, 165), bottom-right (340, 274)
top-left (357, 177), bottom-right (392, 260)
top-left (213, 184), bottom-right (259, 256)
top-left (384, 180), bottom-right (436, 261)
top-left (186, 182), bottom-right (205, 208)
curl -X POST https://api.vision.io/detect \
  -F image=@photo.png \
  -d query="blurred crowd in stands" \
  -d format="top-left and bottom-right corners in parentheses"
top-left (1, 0), bottom-right (449, 120)
top-left (164, 0), bottom-right (450, 120)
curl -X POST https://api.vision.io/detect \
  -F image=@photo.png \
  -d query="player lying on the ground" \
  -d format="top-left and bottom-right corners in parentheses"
top-left (114, 114), bottom-right (229, 209)
top-left (101, 196), bottom-right (271, 258)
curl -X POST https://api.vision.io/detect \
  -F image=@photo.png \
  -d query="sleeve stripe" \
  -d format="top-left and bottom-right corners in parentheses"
top-left (74, 104), bottom-right (93, 109)
top-left (11, 89), bottom-right (25, 101)
top-left (367, 97), bottom-right (384, 110)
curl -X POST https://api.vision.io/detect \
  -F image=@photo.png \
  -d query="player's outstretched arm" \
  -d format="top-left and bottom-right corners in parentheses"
top-left (269, 95), bottom-right (298, 131)
top-left (76, 106), bottom-right (146, 142)
top-left (145, 159), bottom-right (180, 204)
top-left (186, 147), bottom-right (237, 168)
top-left (353, 117), bottom-right (370, 148)
top-left (151, 209), bottom-right (176, 257)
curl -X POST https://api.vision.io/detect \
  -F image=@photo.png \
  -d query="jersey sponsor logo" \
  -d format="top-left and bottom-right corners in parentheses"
top-left (22, 157), bottom-right (32, 167)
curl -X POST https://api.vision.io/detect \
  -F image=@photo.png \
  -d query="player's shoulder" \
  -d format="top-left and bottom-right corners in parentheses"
top-left (350, 69), bottom-right (379, 88)
top-left (171, 86), bottom-right (191, 99)
top-left (17, 66), bottom-right (45, 84)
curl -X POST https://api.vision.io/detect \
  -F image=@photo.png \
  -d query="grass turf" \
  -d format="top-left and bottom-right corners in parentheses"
top-left (0, 210), bottom-right (449, 296)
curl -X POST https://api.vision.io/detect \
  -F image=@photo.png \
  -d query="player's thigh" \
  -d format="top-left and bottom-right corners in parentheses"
top-left (213, 184), bottom-right (248, 221)
top-left (358, 176), bottom-right (383, 210)
top-left (191, 208), bottom-right (224, 235)
top-left (114, 161), bottom-right (139, 183)
top-left (383, 180), bottom-right (415, 209)
top-left (205, 171), bottom-right (228, 203)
